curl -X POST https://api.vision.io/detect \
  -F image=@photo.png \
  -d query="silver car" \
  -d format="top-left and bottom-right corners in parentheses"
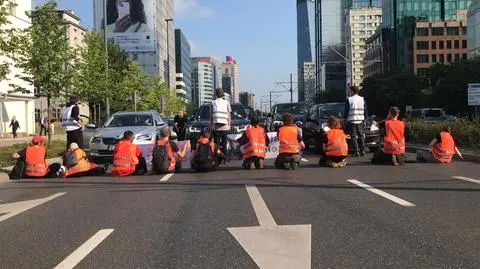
top-left (88, 111), bottom-right (167, 163)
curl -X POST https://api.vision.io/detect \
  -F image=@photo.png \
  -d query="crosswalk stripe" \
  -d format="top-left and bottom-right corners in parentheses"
top-left (54, 229), bottom-right (114, 269)
top-left (348, 179), bottom-right (416, 207)
top-left (160, 173), bottom-right (174, 182)
top-left (453, 176), bottom-right (480, 185)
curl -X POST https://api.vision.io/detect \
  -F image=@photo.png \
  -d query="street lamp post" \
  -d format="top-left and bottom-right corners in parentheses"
top-left (165, 18), bottom-right (174, 89)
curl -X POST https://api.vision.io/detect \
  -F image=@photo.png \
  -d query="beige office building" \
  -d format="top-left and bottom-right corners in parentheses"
top-left (221, 56), bottom-right (240, 102)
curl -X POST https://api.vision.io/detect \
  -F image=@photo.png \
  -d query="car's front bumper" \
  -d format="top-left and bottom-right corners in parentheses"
top-left (89, 141), bottom-right (155, 163)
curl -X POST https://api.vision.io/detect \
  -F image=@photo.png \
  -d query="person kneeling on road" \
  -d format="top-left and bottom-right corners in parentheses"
top-left (191, 130), bottom-right (224, 172)
top-left (59, 143), bottom-right (106, 178)
top-left (372, 107), bottom-right (406, 166)
top-left (416, 126), bottom-right (464, 163)
top-left (319, 116), bottom-right (348, 168)
top-left (238, 115), bottom-right (269, 169)
top-left (10, 136), bottom-right (60, 179)
top-left (152, 127), bottom-right (187, 174)
top-left (111, 131), bottom-right (147, 177)
top-left (275, 113), bottom-right (305, 170)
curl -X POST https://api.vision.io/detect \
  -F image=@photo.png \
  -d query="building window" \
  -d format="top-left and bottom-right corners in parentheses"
top-left (416, 28), bottom-right (429, 36)
top-left (454, 40), bottom-right (459, 49)
top-left (416, 54), bottom-right (429, 63)
top-left (417, 68), bottom-right (429, 76)
top-left (447, 40), bottom-right (452, 49)
top-left (454, 53), bottom-right (460, 61)
top-left (439, 41), bottom-right (444, 49)
top-left (432, 54), bottom-right (437, 63)
top-left (447, 54), bottom-right (452, 63)
top-left (461, 26), bottom-right (467, 35)
top-left (462, 40), bottom-right (467, 49)
top-left (440, 54), bottom-right (445, 63)
top-left (431, 27), bottom-right (444, 36)
top-left (416, 41), bottom-right (429, 50)
top-left (462, 53), bottom-right (467, 60)
top-left (447, 27), bottom-right (459, 35)
top-left (431, 41), bottom-right (437, 50)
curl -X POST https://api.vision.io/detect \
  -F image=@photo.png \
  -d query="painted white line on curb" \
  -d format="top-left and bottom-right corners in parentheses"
top-left (453, 176), bottom-right (480, 185)
top-left (301, 158), bottom-right (309, 162)
top-left (245, 185), bottom-right (277, 227)
top-left (54, 229), bottom-right (114, 269)
top-left (160, 173), bottom-right (174, 182)
top-left (348, 179), bottom-right (416, 207)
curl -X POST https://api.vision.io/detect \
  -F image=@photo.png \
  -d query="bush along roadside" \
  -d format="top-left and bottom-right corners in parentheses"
top-left (0, 140), bottom-right (66, 168)
top-left (406, 120), bottom-right (480, 151)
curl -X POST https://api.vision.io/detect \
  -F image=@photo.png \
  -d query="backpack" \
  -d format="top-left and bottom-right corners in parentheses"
top-left (9, 160), bottom-right (25, 180)
top-left (63, 150), bottom-right (78, 169)
top-left (194, 143), bottom-right (214, 172)
top-left (152, 143), bottom-right (170, 174)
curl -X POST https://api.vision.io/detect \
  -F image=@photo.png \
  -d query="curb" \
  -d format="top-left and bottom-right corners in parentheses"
top-left (0, 172), bottom-right (9, 182)
top-left (406, 145), bottom-right (480, 164)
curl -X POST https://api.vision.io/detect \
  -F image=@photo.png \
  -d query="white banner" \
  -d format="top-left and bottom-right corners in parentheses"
top-left (176, 140), bottom-right (191, 169)
top-left (226, 132), bottom-right (280, 160)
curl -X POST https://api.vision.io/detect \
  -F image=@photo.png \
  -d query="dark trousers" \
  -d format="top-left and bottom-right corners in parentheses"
top-left (372, 150), bottom-right (406, 166)
top-left (39, 124), bottom-right (47, 136)
top-left (212, 130), bottom-right (229, 164)
top-left (66, 129), bottom-right (83, 150)
top-left (12, 128), bottom-right (18, 138)
top-left (347, 122), bottom-right (365, 154)
top-left (23, 163), bottom-right (61, 179)
top-left (275, 154), bottom-right (301, 169)
top-left (177, 127), bottom-right (186, 141)
top-left (243, 157), bottom-right (265, 169)
top-left (133, 156), bottom-right (148, 175)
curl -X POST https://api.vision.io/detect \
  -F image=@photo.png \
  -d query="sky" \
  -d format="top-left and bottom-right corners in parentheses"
top-left (34, 0), bottom-right (298, 108)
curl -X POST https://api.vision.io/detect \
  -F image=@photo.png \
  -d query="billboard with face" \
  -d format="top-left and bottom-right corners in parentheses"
top-left (94, 0), bottom-right (155, 52)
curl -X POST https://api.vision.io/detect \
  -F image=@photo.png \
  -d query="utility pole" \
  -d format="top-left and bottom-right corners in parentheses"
top-left (103, 0), bottom-right (110, 121)
top-left (290, 73), bottom-right (293, 103)
top-left (276, 75), bottom-right (298, 103)
top-left (165, 18), bottom-right (174, 89)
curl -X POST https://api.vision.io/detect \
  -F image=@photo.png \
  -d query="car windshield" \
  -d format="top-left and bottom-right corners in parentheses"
top-left (318, 104), bottom-right (345, 119)
top-left (197, 104), bottom-right (247, 121)
top-left (274, 104), bottom-right (308, 115)
top-left (104, 114), bottom-right (154, 127)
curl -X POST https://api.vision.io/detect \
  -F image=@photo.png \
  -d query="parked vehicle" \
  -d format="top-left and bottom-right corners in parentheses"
top-left (269, 102), bottom-right (309, 132)
top-left (407, 108), bottom-right (457, 122)
top-left (88, 111), bottom-right (167, 163)
top-left (303, 102), bottom-right (381, 153)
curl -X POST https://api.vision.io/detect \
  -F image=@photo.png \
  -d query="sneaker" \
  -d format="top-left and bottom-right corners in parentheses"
top-left (392, 155), bottom-right (399, 166)
top-left (360, 151), bottom-right (366, 157)
top-left (353, 152), bottom-right (360, 157)
top-left (258, 159), bottom-right (265, 169)
top-left (57, 166), bottom-right (66, 176)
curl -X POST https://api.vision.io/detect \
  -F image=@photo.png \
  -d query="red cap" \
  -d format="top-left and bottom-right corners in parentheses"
top-left (32, 136), bottom-right (45, 144)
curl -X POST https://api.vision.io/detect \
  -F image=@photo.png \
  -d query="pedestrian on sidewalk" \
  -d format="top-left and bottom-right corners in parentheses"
top-left (416, 126), bottom-right (464, 163)
top-left (344, 86), bottom-right (367, 157)
top-left (39, 114), bottom-right (47, 136)
top-left (61, 95), bottom-right (84, 150)
top-left (9, 116), bottom-right (19, 139)
top-left (372, 107), bottom-right (406, 166)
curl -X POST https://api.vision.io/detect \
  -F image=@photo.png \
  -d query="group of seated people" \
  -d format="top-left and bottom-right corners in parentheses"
top-left (8, 107), bottom-right (464, 180)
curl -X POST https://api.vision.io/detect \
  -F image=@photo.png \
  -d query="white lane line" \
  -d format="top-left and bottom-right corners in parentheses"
top-left (159, 173), bottom-right (174, 182)
top-left (453, 176), bottom-right (480, 185)
top-left (301, 158), bottom-right (309, 162)
top-left (54, 229), bottom-right (114, 269)
top-left (245, 185), bottom-right (277, 227)
top-left (348, 179), bottom-right (416, 207)
top-left (0, 192), bottom-right (66, 223)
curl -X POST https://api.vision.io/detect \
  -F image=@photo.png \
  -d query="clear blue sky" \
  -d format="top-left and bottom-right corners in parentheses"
top-left (34, 0), bottom-right (298, 108)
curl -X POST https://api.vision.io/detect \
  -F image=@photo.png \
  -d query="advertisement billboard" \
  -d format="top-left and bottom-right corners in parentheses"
top-left (94, 0), bottom-right (155, 52)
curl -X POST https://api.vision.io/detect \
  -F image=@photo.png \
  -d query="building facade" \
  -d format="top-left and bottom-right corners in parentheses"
top-left (299, 62), bottom-right (316, 104)
top-left (239, 92), bottom-right (255, 109)
top-left (363, 27), bottom-right (389, 79)
top-left (468, 0), bottom-right (480, 57)
top-left (413, 12), bottom-right (469, 76)
top-left (93, 0), bottom-right (176, 89)
top-left (174, 29), bottom-right (192, 103)
top-left (192, 57), bottom-right (221, 108)
top-left (348, 0), bottom-right (383, 9)
top-left (346, 7), bottom-right (382, 90)
top-left (220, 56), bottom-right (240, 102)
top-left (0, 0), bottom-right (35, 137)
top-left (297, 0), bottom-right (316, 102)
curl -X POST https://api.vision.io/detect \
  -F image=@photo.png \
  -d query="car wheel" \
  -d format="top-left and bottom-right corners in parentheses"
top-left (369, 147), bottom-right (379, 153)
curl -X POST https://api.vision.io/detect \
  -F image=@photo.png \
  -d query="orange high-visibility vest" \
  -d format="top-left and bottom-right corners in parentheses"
top-left (196, 138), bottom-right (215, 153)
top-left (64, 149), bottom-right (97, 177)
top-left (157, 140), bottom-right (176, 172)
top-left (112, 140), bottom-right (139, 177)
top-left (325, 129), bottom-right (348, 157)
top-left (24, 146), bottom-right (48, 177)
top-left (383, 120), bottom-right (405, 155)
top-left (243, 126), bottom-right (267, 159)
top-left (432, 132), bottom-right (455, 163)
top-left (278, 125), bottom-right (300, 154)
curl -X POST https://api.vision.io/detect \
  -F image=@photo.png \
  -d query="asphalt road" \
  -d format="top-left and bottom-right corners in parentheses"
top-left (0, 153), bottom-right (479, 269)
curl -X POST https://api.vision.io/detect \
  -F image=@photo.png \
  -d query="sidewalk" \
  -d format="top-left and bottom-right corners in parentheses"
top-left (406, 144), bottom-right (480, 163)
top-left (0, 134), bottom-right (65, 147)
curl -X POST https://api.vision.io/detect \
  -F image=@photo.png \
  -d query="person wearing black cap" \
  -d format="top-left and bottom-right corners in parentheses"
top-left (61, 95), bottom-right (84, 150)
top-left (210, 88), bottom-right (231, 160)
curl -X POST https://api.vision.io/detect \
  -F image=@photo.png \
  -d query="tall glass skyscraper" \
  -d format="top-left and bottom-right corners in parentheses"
top-left (348, 0), bottom-right (383, 8)
top-left (297, 0), bottom-right (316, 102)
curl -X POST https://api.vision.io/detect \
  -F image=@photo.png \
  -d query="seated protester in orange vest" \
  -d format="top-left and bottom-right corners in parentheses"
top-left (11, 136), bottom-right (61, 179)
top-left (275, 113), bottom-right (305, 170)
top-left (111, 131), bottom-right (147, 177)
top-left (59, 143), bottom-right (106, 178)
top-left (152, 127), bottom-right (187, 174)
top-left (237, 115), bottom-right (270, 169)
top-left (191, 130), bottom-right (224, 172)
top-left (319, 116), bottom-right (348, 168)
top-left (372, 107), bottom-right (406, 166)
top-left (416, 126), bottom-right (464, 163)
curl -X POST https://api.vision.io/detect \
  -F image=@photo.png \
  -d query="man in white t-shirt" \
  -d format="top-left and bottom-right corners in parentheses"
top-left (210, 88), bottom-right (231, 158)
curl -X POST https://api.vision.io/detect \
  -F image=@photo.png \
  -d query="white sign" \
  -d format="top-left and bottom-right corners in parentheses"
top-left (468, 83), bottom-right (480, 106)
top-left (226, 132), bottom-right (281, 160)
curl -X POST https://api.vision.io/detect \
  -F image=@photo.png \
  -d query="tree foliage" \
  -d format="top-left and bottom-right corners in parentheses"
top-left (138, 77), bottom-right (185, 116)
top-left (0, 0), bottom-right (16, 82)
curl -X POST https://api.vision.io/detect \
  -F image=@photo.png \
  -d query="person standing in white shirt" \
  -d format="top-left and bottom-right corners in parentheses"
top-left (210, 88), bottom-right (232, 158)
top-left (344, 86), bottom-right (368, 157)
top-left (61, 96), bottom-right (84, 150)
top-left (39, 115), bottom-right (47, 136)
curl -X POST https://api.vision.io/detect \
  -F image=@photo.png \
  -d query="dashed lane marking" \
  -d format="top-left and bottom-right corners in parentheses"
top-left (453, 176), bottom-right (480, 185)
top-left (160, 173), bottom-right (174, 182)
top-left (348, 179), bottom-right (416, 207)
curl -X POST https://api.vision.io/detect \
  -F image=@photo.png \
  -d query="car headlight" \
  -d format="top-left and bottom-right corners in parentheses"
top-left (273, 121), bottom-right (283, 126)
top-left (370, 121), bottom-right (379, 132)
top-left (90, 136), bottom-right (102, 144)
top-left (188, 126), bottom-right (201, 133)
top-left (136, 133), bottom-right (153, 141)
top-left (236, 124), bottom-right (250, 132)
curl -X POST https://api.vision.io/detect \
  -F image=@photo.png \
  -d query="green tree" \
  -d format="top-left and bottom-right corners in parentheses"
top-left (115, 61), bottom-right (148, 112)
top-left (138, 77), bottom-right (185, 115)
top-left (0, 0), bottom-right (16, 82)
top-left (9, 0), bottom-right (73, 145)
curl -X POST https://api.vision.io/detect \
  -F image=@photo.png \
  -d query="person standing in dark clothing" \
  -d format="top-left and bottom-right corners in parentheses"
top-left (39, 115), bottom-right (47, 136)
top-left (9, 116), bottom-right (19, 138)
top-left (174, 110), bottom-right (188, 141)
top-left (61, 96), bottom-right (84, 150)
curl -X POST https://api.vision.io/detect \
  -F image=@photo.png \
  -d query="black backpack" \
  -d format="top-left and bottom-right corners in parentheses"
top-left (63, 150), bottom-right (78, 169)
top-left (152, 142), bottom-right (170, 174)
top-left (194, 142), bottom-right (214, 172)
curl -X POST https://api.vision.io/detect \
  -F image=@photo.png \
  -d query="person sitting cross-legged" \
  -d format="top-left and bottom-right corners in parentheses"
top-left (111, 131), bottom-right (147, 177)
top-left (319, 116), bottom-right (348, 168)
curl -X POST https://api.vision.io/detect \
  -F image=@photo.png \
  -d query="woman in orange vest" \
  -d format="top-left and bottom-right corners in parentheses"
top-left (319, 116), bottom-right (348, 168)
top-left (238, 115), bottom-right (269, 169)
top-left (112, 131), bottom-right (147, 177)
top-left (416, 126), bottom-right (464, 163)
top-left (372, 106), bottom-right (406, 166)
top-left (275, 113), bottom-right (305, 170)
top-left (152, 128), bottom-right (187, 174)
top-left (60, 143), bottom-right (106, 177)
top-left (11, 136), bottom-right (61, 178)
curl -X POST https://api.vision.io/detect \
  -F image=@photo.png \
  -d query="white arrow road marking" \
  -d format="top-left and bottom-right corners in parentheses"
top-left (54, 229), bottom-right (114, 269)
top-left (227, 185), bottom-right (311, 269)
top-left (160, 173), bottom-right (174, 182)
top-left (0, 192), bottom-right (66, 223)
top-left (348, 179), bottom-right (416, 207)
top-left (453, 176), bottom-right (480, 185)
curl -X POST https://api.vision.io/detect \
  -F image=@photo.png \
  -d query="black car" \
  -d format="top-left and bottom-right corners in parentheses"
top-left (303, 102), bottom-right (381, 153)
top-left (186, 102), bottom-right (251, 146)
top-left (269, 102), bottom-right (309, 132)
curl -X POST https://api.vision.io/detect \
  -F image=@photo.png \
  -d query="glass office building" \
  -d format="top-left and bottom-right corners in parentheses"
top-left (175, 29), bottom-right (192, 104)
top-left (382, 0), bottom-right (472, 71)
top-left (297, 0), bottom-right (316, 102)
top-left (348, 0), bottom-right (383, 8)
top-left (468, 0), bottom-right (480, 57)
